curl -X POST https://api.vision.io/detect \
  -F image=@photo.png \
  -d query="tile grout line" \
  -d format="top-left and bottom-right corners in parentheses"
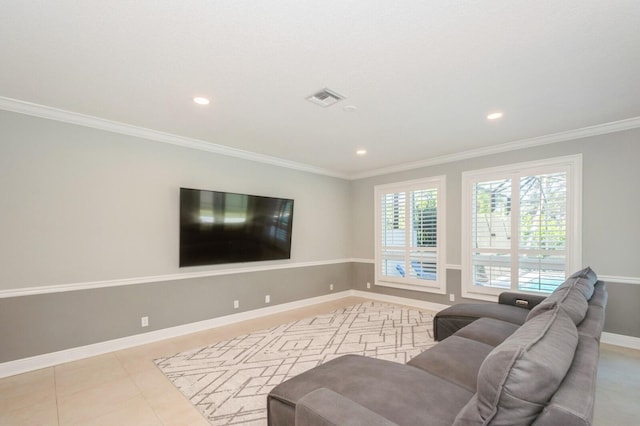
top-left (115, 350), bottom-right (171, 426)
top-left (53, 366), bottom-right (61, 426)
top-left (55, 353), bottom-right (148, 424)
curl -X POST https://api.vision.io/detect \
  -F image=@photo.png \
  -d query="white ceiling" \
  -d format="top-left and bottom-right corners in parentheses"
top-left (2, 1), bottom-right (639, 178)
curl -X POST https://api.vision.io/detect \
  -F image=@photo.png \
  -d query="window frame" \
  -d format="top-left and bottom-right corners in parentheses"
top-left (374, 175), bottom-right (446, 294)
top-left (461, 155), bottom-right (582, 301)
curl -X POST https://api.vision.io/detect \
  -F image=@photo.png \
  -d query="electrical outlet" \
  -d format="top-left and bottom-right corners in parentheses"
top-left (141, 316), bottom-right (149, 327)
top-left (265, 295), bottom-right (270, 304)
top-left (449, 294), bottom-right (455, 302)
top-left (367, 282), bottom-right (371, 289)
top-left (234, 300), bottom-right (239, 309)
top-left (329, 283), bottom-right (334, 291)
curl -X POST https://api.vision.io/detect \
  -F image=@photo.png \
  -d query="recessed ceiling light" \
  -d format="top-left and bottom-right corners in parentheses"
top-left (343, 105), bottom-right (357, 112)
top-left (487, 112), bottom-right (504, 120)
top-left (193, 97), bottom-right (210, 105)
top-left (356, 149), bottom-right (367, 155)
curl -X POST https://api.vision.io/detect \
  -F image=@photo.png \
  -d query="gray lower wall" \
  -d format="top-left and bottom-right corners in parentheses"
top-left (602, 282), bottom-right (640, 338)
top-left (0, 263), bottom-right (351, 363)
top-left (2, 260), bottom-right (636, 364)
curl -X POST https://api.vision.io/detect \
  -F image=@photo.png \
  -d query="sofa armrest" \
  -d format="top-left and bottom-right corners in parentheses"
top-left (295, 388), bottom-right (398, 426)
top-left (498, 292), bottom-right (546, 310)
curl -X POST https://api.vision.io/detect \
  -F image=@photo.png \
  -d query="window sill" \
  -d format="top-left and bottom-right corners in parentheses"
top-left (460, 289), bottom-right (499, 302)
top-left (462, 287), bottom-right (553, 303)
top-left (376, 280), bottom-right (446, 294)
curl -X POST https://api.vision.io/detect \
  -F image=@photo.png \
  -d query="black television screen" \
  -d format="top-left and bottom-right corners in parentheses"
top-left (179, 188), bottom-right (294, 267)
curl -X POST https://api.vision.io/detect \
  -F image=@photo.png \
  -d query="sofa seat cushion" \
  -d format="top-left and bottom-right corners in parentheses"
top-left (453, 305), bottom-right (579, 425)
top-left (268, 354), bottom-right (473, 426)
top-left (434, 303), bottom-right (529, 341)
top-left (296, 388), bottom-right (399, 426)
top-left (452, 317), bottom-right (520, 347)
top-left (407, 336), bottom-right (493, 392)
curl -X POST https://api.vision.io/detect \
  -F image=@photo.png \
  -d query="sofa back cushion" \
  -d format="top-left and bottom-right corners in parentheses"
top-left (557, 276), bottom-right (595, 301)
top-left (569, 265), bottom-right (598, 282)
top-left (525, 267), bottom-right (599, 325)
top-left (588, 281), bottom-right (607, 308)
top-left (453, 305), bottom-right (578, 425)
top-left (561, 266), bottom-right (598, 299)
top-left (526, 286), bottom-right (588, 325)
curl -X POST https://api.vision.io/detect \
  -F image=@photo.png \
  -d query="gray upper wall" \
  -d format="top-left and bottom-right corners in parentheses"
top-left (2, 108), bottom-right (639, 290)
top-left (0, 110), bottom-right (352, 290)
top-left (349, 128), bottom-right (640, 279)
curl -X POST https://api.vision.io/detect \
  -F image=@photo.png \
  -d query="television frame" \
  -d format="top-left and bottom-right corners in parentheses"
top-left (179, 187), bottom-right (294, 267)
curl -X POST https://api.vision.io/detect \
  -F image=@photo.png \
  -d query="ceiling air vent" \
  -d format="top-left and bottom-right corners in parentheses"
top-left (306, 88), bottom-right (346, 107)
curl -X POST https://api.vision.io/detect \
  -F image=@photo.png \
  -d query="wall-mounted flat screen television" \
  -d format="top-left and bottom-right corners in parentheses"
top-left (179, 188), bottom-right (294, 267)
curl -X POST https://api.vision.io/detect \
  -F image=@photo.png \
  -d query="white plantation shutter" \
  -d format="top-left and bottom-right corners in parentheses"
top-left (409, 188), bottom-right (438, 280)
top-left (463, 156), bottom-right (581, 299)
top-left (471, 178), bottom-right (512, 290)
top-left (517, 172), bottom-right (567, 292)
top-left (375, 177), bottom-right (445, 294)
top-left (379, 192), bottom-right (406, 278)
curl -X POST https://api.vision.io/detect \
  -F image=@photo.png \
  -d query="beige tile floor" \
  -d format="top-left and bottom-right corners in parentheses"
top-left (0, 296), bottom-right (638, 425)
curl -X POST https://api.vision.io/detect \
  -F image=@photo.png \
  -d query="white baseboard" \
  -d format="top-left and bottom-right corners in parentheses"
top-left (0, 290), bottom-right (351, 379)
top-left (350, 290), bottom-right (449, 312)
top-left (601, 332), bottom-right (640, 350)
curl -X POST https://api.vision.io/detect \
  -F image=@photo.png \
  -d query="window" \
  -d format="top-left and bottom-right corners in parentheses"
top-left (375, 176), bottom-right (446, 293)
top-left (462, 155), bottom-right (582, 301)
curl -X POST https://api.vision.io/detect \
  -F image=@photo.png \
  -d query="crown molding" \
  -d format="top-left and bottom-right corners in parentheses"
top-left (0, 96), bottom-right (349, 180)
top-left (2, 96), bottom-right (640, 181)
top-left (350, 116), bottom-right (640, 179)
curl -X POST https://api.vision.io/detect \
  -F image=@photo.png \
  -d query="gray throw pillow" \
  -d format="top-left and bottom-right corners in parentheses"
top-left (454, 306), bottom-right (578, 425)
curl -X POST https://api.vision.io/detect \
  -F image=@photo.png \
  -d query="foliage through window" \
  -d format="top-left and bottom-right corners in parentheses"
top-left (462, 156), bottom-right (581, 300)
top-left (375, 176), bottom-right (445, 294)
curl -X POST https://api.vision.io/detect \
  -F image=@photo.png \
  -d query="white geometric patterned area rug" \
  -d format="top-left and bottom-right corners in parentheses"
top-left (155, 302), bottom-right (435, 425)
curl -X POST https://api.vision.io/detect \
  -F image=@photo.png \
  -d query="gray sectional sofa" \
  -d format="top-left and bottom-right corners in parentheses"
top-left (267, 267), bottom-right (606, 425)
